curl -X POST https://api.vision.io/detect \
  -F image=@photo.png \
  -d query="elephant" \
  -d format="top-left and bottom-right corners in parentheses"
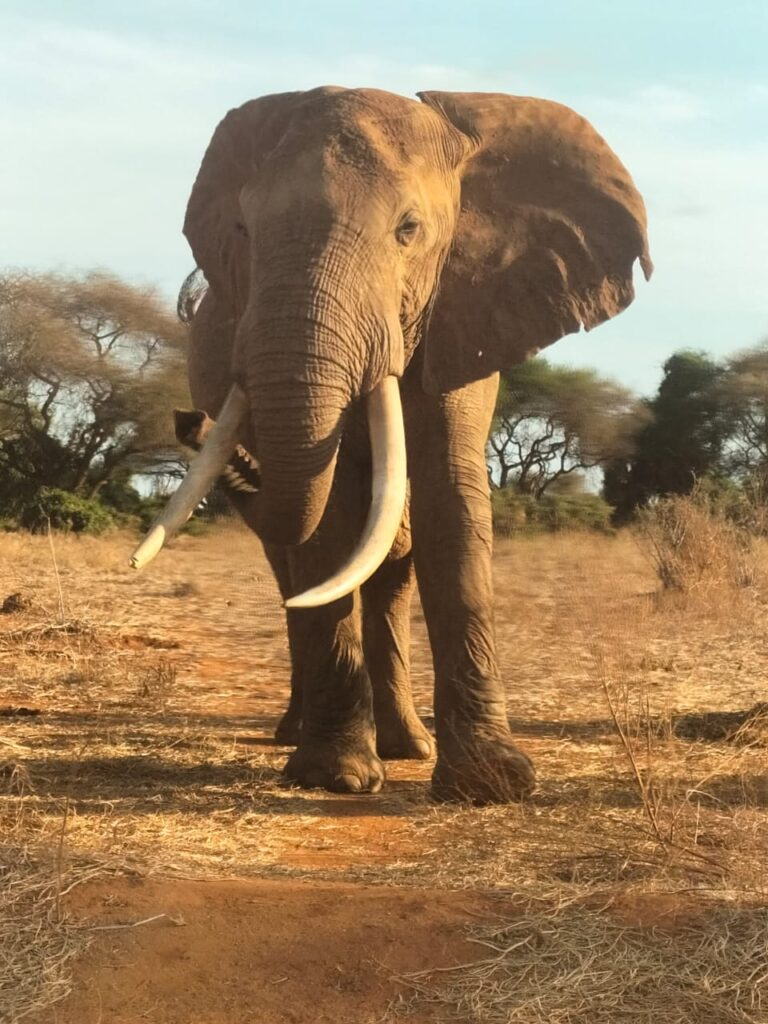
top-left (132, 86), bottom-right (651, 803)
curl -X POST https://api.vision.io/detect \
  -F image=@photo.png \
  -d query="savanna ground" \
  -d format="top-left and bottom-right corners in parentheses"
top-left (2, 523), bottom-right (768, 1023)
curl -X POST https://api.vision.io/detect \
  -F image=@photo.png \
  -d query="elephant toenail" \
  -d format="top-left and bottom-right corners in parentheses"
top-left (338, 774), bottom-right (363, 793)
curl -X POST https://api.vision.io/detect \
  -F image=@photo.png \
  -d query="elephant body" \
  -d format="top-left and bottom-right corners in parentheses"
top-left (171, 86), bottom-right (650, 802)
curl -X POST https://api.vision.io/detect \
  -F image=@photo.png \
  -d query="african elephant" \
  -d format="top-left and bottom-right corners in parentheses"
top-left (133, 87), bottom-right (651, 802)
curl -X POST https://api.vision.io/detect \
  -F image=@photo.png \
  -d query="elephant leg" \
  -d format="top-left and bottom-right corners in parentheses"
top-left (275, 611), bottom-right (305, 744)
top-left (261, 543), bottom-right (304, 746)
top-left (404, 372), bottom-right (536, 804)
top-left (362, 553), bottom-right (434, 760)
top-left (282, 458), bottom-right (384, 794)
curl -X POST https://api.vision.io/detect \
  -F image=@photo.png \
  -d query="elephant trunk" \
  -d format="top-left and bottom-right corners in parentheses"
top-left (131, 233), bottom-right (407, 603)
top-left (244, 347), bottom-right (348, 548)
top-left (242, 249), bottom-right (399, 549)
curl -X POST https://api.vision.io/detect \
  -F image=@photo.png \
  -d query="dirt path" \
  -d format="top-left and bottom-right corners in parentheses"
top-left (53, 877), bottom-right (496, 1024)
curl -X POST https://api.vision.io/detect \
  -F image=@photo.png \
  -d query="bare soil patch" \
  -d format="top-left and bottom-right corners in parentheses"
top-left (51, 876), bottom-right (495, 1024)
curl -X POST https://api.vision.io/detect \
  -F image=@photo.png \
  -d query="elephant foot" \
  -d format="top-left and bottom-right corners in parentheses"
top-left (274, 708), bottom-right (302, 746)
top-left (376, 715), bottom-right (434, 761)
top-left (284, 736), bottom-right (385, 794)
top-left (432, 733), bottom-right (536, 805)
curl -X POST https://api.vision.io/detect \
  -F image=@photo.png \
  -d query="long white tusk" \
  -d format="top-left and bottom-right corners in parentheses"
top-left (129, 385), bottom-right (248, 570)
top-left (285, 376), bottom-right (407, 609)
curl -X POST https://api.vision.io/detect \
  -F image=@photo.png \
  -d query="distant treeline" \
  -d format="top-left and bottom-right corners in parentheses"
top-left (2, 269), bottom-right (767, 535)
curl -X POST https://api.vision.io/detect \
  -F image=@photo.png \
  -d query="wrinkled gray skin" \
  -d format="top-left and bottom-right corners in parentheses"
top-left (182, 86), bottom-right (651, 802)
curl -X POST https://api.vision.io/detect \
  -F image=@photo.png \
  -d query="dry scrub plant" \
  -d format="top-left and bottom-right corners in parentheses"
top-left (0, 761), bottom-right (91, 1024)
top-left (582, 561), bottom-right (768, 887)
top-left (383, 550), bottom-right (768, 1024)
top-left (636, 482), bottom-right (761, 592)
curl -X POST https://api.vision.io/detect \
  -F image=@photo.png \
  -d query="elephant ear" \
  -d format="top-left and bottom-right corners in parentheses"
top-left (184, 90), bottom-right (316, 298)
top-left (418, 91), bottom-right (653, 393)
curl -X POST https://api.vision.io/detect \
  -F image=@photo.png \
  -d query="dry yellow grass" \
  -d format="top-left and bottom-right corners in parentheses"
top-left (387, 892), bottom-right (768, 1023)
top-left (2, 524), bottom-right (768, 1021)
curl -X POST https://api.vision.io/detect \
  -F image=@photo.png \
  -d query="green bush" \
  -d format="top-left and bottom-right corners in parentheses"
top-left (492, 488), bottom-right (614, 536)
top-left (18, 488), bottom-right (115, 535)
top-left (491, 490), bottom-right (536, 536)
top-left (98, 477), bottom-right (147, 515)
top-left (538, 493), bottom-right (615, 533)
top-left (131, 494), bottom-right (215, 537)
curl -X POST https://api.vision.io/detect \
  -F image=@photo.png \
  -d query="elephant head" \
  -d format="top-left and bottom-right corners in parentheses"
top-left (132, 87), bottom-right (651, 600)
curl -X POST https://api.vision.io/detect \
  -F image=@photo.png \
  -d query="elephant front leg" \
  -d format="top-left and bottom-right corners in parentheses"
top-left (362, 553), bottom-right (434, 760)
top-left (282, 462), bottom-right (384, 794)
top-left (261, 543), bottom-right (303, 745)
top-left (274, 611), bottom-right (305, 745)
top-left (282, 600), bottom-right (384, 793)
top-left (405, 373), bottom-right (535, 803)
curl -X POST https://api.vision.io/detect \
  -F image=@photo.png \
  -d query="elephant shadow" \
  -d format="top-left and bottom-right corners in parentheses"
top-left (16, 708), bottom-right (428, 819)
top-left (508, 705), bottom-right (768, 745)
top-left (17, 706), bottom-right (767, 819)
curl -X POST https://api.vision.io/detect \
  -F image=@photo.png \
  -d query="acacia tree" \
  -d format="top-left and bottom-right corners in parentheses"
top-left (603, 350), bottom-right (729, 519)
top-left (0, 271), bottom-right (189, 508)
top-left (718, 343), bottom-right (768, 481)
top-left (488, 359), bottom-right (646, 497)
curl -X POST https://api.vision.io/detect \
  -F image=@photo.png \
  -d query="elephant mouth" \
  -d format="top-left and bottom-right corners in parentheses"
top-left (221, 449), bottom-right (260, 494)
top-left (174, 409), bottom-right (261, 494)
top-left (129, 377), bottom-right (407, 608)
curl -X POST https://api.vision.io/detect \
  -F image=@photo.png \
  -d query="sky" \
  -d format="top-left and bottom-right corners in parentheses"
top-left (2, 0), bottom-right (766, 395)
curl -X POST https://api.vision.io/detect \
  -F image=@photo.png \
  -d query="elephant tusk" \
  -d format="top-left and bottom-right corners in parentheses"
top-left (129, 385), bottom-right (248, 570)
top-left (285, 376), bottom-right (407, 609)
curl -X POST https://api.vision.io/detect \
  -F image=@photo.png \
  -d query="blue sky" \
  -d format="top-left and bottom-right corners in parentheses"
top-left (2, 1), bottom-right (766, 394)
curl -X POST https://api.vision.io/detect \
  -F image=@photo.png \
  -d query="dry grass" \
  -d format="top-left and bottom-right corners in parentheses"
top-left (0, 768), bottom-right (93, 1023)
top-left (636, 484), bottom-right (762, 592)
top-left (2, 524), bottom-right (768, 1020)
top-left (386, 893), bottom-right (768, 1023)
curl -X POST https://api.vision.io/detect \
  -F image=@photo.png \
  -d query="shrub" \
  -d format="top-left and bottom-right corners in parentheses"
top-left (491, 490), bottom-right (536, 536)
top-left (98, 477), bottom-right (147, 515)
top-left (131, 494), bottom-right (215, 537)
top-left (492, 489), bottom-right (614, 536)
top-left (538, 493), bottom-right (615, 533)
top-left (636, 481), bottom-right (758, 592)
top-left (18, 488), bottom-right (115, 535)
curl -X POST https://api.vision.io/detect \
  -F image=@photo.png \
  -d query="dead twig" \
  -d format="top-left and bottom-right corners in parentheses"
top-left (86, 912), bottom-right (186, 932)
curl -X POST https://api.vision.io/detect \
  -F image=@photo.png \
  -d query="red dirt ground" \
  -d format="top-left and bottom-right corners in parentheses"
top-left (51, 877), bottom-right (497, 1024)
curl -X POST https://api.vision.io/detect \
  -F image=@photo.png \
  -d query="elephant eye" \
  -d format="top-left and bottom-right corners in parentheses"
top-left (395, 215), bottom-right (420, 247)
top-left (235, 221), bottom-right (249, 238)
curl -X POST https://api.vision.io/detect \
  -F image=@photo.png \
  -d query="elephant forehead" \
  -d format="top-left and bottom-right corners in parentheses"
top-left (281, 89), bottom-right (445, 177)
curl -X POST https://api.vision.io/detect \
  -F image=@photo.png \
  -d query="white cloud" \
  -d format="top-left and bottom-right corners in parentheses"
top-left (590, 84), bottom-right (708, 125)
top-left (2, 21), bottom-right (243, 86)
